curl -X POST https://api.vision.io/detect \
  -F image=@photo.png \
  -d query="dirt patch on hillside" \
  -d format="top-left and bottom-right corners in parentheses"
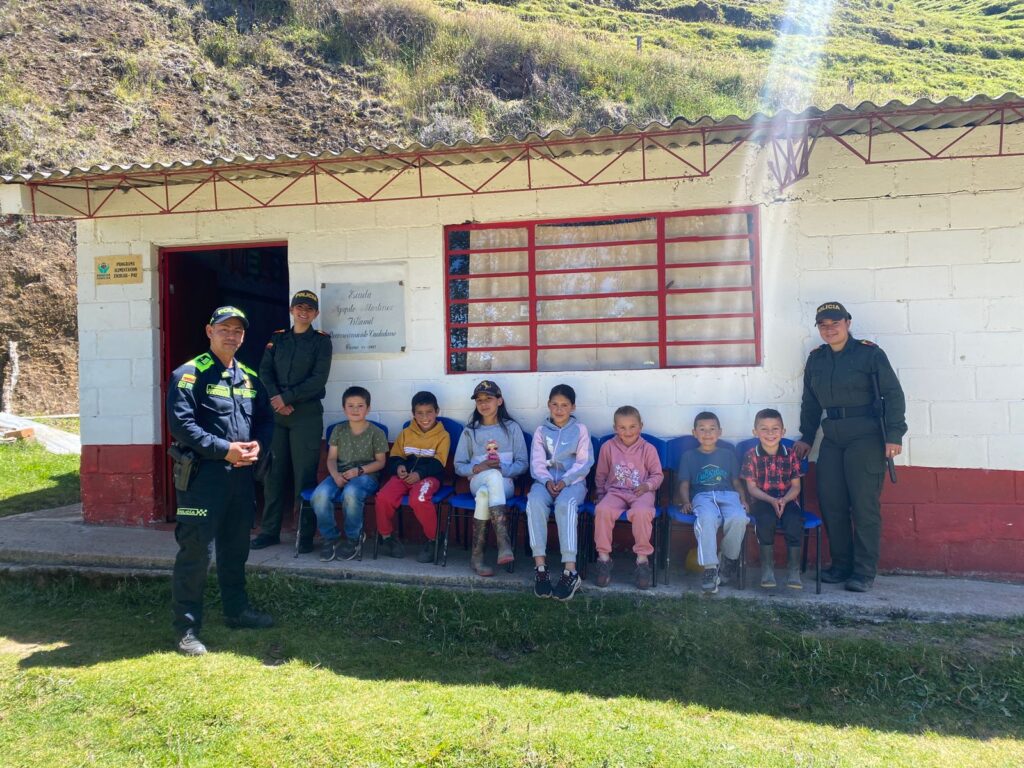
top-left (0, 217), bottom-right (77, 415)
top-left (0, 0), bottom-right (408, 175)
top-left (0, 0), bottom-right (417, 417)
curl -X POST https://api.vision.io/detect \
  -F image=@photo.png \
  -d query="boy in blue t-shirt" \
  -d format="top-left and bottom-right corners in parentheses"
top-left (678, 411), bottom-right (749, 594)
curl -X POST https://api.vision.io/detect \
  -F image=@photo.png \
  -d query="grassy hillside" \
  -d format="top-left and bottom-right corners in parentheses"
top-left (2, 0), bottom-right (1023, 175)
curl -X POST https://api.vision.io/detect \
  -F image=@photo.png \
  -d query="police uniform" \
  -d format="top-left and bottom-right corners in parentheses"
top-left (799, 302), bottom-right (906, 587)
top-left (255, 290), bottom-right (333, 547)
top-left (166, 310), bottom-right (273, 640)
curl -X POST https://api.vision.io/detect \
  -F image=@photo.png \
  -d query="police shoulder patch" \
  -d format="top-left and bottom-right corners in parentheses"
top-left (317, 329), bottom-right (330, 337)
top-left (192, 353), bottom-right (214, 372)
top-left (272, 328), bottom-right (286, 335)
top-left (859, 339), bottom-right (876, 346)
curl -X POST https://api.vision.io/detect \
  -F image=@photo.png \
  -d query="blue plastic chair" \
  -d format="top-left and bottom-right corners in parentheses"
top-left (662, 436), bottom-right (746, 588)
top-left (574, 435), bottom-right (602, 579)
top-left (440, 423), bottom-right (529, 573)
top-left (734, 437), bottom-right (823, 594)
top-left (581, 432), bottom-right (667, 587)
top-left (371, 416), bottom-right (462, 564)
top-left (295, 419), bottom-right (389, 558)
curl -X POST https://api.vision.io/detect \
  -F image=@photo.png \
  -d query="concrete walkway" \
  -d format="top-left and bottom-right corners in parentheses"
top-left (1, 504), bottom-right (1022, 620)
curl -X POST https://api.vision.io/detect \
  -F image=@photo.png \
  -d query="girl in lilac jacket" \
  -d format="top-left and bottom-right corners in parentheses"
top-left (525, 384), bottom-right (594, 601)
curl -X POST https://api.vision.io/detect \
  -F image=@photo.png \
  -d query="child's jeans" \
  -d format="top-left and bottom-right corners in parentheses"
top-left (692, 490), bottom-right (746, 567)
top-left (750, 497), bottom-right (802, 548)
top-left (311, 474), bottom-right (379, 542)
top-left (526, 481), bottom-right (587, 562)
top-left (375, 475), bottom-right (441, 540)
top-left (594, 489), bottom-right (656, 558)
top-left (469, 469), bottom-right (513, 520)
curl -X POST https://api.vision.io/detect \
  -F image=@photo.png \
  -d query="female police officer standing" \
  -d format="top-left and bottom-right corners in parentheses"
top-left (793, 301), bottom-right (907, 593)
top-left (166, 306), bottom-right (275, 655)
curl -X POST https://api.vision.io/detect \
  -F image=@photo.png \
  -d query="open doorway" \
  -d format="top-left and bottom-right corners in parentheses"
top-left (158, 241), bottom-right (290, 520)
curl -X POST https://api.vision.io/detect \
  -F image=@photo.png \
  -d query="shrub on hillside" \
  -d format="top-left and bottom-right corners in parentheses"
top-left (358, 0), bottom-right (437, 63)
top-left (737, 32), bottom-right (775, 51)
top-left (722, 4), bottom-right (754, 28)
top-left (941, 40), bottom-right (977, 55)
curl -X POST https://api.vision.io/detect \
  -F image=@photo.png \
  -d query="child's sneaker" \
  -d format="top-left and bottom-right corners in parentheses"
top-left (552, 570), bottom-right (581, 602)
top-left (719, 557), bottom-right (739, 586)
top-left (594, 558), bottom-right (612, 588)
top-left (634, 561), bottom-right (653, 590)
top-left (379, 535), bottom-right (405, 559)
top-left (416, 540), bottom-right (436, 564)
top-left (701, 566), bottom-right (720, 594)
top-left (534, 567), bottom-right (552, 598)
top-left (337, 532), bottom-right (365, 561)
top-left (320, 538), bottom-right (340, 562)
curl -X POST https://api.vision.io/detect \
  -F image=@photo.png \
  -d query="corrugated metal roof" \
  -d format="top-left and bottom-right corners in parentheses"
top-left (4, 92), bottom-right (1021, 186)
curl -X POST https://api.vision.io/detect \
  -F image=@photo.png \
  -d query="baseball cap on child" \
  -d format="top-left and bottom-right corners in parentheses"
top-left (472, 380), bottom-right (502, 399)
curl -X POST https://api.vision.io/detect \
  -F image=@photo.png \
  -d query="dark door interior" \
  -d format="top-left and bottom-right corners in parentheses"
top-left (159, 242), bottom-right (289, 520)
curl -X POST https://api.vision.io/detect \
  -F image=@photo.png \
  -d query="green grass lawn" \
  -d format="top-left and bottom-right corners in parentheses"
top-left (0, 441), bottom-right (80, 517)
top-left (0, 572), bottom-right (1021, 767)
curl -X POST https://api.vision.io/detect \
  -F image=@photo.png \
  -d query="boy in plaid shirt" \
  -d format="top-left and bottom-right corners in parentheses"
top-left (741, 409), bottom-right (804, 589)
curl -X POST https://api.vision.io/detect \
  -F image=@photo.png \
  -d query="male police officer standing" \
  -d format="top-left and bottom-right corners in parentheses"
top-left (167, 306), bottom-right (275, 655)
top-left (794, 301), bottom-right (907, 593)
top-left (251, 290), bottom-right (333, 552)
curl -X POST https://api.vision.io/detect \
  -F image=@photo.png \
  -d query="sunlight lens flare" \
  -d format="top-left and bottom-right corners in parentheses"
top-left (760, 0), bottom-right (837, 112)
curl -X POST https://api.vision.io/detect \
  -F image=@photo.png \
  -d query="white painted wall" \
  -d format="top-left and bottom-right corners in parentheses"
top-left (76, 123), bottom-right (1024, 470)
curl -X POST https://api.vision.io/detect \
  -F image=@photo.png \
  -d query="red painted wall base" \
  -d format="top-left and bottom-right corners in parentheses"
top-left (81, 445), bottom-right (166, 526)
top-left (808, 464), bottom-right (1024, 580)
top-left (79, 445), bottom-right (1023, 579)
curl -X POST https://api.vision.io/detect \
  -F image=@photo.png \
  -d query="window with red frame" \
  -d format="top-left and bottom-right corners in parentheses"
top-left (445, 206), bottom-right (761, 373)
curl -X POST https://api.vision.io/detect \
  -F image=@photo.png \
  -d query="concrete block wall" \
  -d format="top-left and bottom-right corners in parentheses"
top-left (791, 135), bottom-right (1024, 473)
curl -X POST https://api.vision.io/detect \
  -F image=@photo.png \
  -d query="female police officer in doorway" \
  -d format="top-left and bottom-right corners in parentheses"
top-left (793, 301), bottom-right (907, 593)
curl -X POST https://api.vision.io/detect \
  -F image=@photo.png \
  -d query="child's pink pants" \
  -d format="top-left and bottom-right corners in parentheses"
top-left (594, 489), bottom-right (656, 557)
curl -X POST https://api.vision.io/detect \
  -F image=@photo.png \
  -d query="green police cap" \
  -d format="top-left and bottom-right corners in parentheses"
top-left (815, 301), bottom-right (851, 324)
top-left (208, 306), bottom-right (249, 329)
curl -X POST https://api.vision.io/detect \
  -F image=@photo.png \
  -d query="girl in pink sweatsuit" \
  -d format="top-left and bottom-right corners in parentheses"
top-left (593, 405), bottom-right (663, 589)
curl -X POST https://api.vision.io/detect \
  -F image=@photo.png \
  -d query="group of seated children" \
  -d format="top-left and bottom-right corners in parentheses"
top-left (309, 381), bottom-right (805, 601)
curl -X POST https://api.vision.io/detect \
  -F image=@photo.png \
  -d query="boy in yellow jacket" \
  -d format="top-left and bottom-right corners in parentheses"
top-left (375, 391), bottom-right (450, 563)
